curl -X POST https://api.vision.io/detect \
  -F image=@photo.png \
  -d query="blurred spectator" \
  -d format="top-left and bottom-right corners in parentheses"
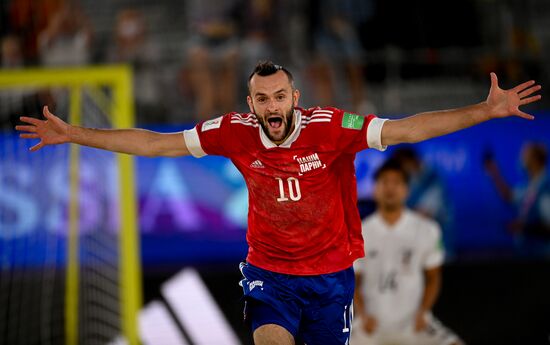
top-left (499, 1), bottom-right (542, 84)
top-left (37, 1), bottom-right (93, 67)
top-left (182, 0), bottom-right (241, 119)
top-left (0, 34), bottom-right (47, 129)
top-left (309, 0), bottom-right (373, 112)
top-left (503, 26), bottom-right (541, 83)
top-left (477, 1), bottom-right (542, 87)
top-left (391, 147), bottom-right (454, 252)
top-left (107, 8), bottom-right (165, 125)
top-left (1, 34), bottom-right (24, 69)
top-left (485, 142), bottom-right (550, 248)
top-left (239, 0), bottom-right (277, 72)
top-left (6, 0), bottom-right (64, 63)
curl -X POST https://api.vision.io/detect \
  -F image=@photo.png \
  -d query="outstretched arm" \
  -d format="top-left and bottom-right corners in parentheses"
top-left (381, 73), bottom-right (542, 146)
top-left (16, 106), bottom-right (190, 157)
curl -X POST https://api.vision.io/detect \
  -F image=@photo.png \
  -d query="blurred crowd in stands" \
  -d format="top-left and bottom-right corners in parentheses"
top-left (0, 0), bottom-right (549, 127)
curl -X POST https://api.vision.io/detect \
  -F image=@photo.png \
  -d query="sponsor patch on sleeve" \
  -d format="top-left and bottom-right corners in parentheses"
top-left (201, 116), bottom-right (223, 132)
top-left (341, 112), bottom-right (364, 130)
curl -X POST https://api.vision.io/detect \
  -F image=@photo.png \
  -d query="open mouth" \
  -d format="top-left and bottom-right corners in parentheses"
top-left (267, 116), bottom-right (283, 129)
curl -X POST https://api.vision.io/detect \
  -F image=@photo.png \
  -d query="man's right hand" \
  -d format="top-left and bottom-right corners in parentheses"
top-left (362, 314), bottom-right (378, 334)
top-left (16, 106), bottom-right (71, 151)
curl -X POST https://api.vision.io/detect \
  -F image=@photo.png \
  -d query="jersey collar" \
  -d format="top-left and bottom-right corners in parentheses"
top-left (376, 209), bottom-right (412, 233)
top-left (259, 109), bottom-right (303, 149)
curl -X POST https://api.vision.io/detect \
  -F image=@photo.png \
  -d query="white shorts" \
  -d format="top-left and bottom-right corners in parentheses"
top-left (350, 314), bottom-right (463, 345)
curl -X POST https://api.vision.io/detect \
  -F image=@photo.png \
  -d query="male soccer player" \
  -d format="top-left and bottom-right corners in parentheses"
top-left (352, 160), bottom-right (462, 345)
top-left (16, 61), bottom-right (541, 345)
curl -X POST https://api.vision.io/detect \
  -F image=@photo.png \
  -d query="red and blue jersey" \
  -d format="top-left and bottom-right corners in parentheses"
top-left (183, 107), bottom-right (387, 275)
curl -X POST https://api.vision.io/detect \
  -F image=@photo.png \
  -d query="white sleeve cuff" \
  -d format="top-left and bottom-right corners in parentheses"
top-left (183, 127), bottom-right (207, 158)
top-left (424, 251), bottom-right (444, 269)
top-left (366, 118), bottom-right (388, 151)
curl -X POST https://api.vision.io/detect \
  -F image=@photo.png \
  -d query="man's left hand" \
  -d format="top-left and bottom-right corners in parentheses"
top-left (486, 73), bottom-right (542, 120)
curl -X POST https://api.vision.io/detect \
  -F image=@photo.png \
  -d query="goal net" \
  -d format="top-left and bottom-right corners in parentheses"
top-left (0, 66), bottom-right (141, 345)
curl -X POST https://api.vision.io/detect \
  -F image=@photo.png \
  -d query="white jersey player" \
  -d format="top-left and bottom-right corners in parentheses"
top-left (352, 160), bottom-right (463, 345)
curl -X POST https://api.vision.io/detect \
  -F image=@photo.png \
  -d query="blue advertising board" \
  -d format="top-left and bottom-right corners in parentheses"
top-left (1, 114), bottom-right (549, 266)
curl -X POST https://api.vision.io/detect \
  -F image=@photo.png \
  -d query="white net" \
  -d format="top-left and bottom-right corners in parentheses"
top-left (0, 85), bottom-right (126, 345)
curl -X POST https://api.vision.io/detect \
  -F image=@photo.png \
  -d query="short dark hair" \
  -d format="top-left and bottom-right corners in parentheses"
top-left (373, 159), bottom-right (410, 184)
top-left (247, 60), bottom-right (294, 92)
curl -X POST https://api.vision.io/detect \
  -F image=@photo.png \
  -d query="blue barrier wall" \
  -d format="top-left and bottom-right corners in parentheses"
top-left (1, 114), bottom-right (549, 265)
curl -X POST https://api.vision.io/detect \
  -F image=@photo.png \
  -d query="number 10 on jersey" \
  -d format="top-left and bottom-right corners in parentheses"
top-left (276, 177), bottom-right (301, 202)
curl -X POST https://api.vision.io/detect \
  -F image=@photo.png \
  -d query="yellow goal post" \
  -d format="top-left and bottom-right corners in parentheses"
top-left (0, 65), bottom-right (142, 345)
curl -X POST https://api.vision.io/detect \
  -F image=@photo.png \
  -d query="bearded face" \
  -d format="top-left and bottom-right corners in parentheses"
top-left (247, 70), bottom-right (300, 145)
top-left (256, 104), bottom-right (295, 143)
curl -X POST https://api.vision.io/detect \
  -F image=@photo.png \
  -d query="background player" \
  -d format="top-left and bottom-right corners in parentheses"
top-left (16, 61), bottom-right (541, 345)
top-left (352, 160), bottom-right (463, 345)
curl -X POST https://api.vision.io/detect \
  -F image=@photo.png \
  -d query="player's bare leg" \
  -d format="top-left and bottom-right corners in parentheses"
top-left (253, 324), bottom-right (295, 345)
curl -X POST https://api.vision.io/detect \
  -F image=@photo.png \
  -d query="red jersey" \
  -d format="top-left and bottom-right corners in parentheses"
top-left (183, 107), bottom-right (387, 275)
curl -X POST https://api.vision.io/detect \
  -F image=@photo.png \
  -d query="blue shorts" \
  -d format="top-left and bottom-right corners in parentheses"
top-left (239, 262), bottom-right (355, 345)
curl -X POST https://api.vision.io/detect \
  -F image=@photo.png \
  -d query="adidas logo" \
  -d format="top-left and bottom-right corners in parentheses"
top-left (250, 160), bottom-right (265, 168)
